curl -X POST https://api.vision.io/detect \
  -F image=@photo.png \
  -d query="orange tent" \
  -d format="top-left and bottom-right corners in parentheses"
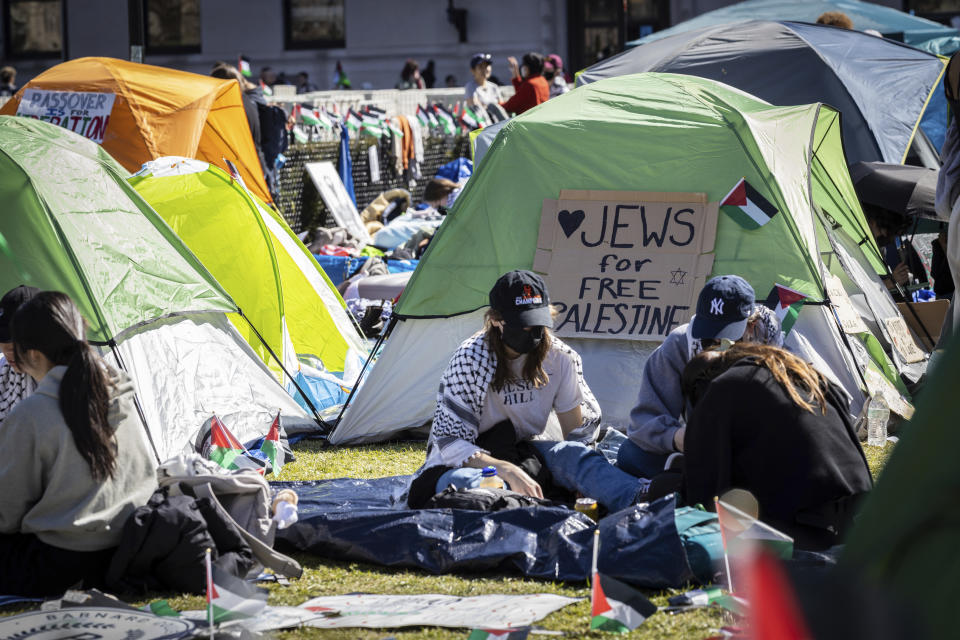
top-left (0, 57), bottom-right (271, 203)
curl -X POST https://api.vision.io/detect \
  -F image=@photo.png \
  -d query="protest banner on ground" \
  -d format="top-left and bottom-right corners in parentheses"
top-left (533, 190), bottom-right (717, 341)
top-left (16, 89), bottom-right (115, 144)
top-left (299, 593), bottom-right (579, 629)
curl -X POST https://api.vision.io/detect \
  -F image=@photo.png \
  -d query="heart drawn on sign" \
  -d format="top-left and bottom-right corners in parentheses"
top-left (558, 209), bottom-right (585, 238)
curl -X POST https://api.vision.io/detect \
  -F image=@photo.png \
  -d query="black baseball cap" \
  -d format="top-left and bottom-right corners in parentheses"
top-left (489, 270), bottom-right (553, 328)
top-left (0, 285), bottom-right (40, 342)
top-left (470, 53), bottom-right (493, 68)
top-left (690, 275), bottom-right (755, 340)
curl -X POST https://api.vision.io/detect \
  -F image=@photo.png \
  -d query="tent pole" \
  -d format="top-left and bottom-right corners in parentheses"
top-left (236, 308), bottom-right (330, 432)
top-left (108, 341), bottom-right (161, 464)
top-left (331, 315), bottom-right (399, 436)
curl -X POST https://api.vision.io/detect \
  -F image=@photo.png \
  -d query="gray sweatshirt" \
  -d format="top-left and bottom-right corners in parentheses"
top-left (626, 324), bottom-right (690, 455)
top-left (0, 364), bottom-right (157, 551)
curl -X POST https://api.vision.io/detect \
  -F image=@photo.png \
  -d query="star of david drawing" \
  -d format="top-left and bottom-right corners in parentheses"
top-left (669, 268), bottom-right (687, 286)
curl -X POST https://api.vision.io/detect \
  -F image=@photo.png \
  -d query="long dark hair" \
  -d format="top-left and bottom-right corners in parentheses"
top-left (12, 291), bottom-right (117, 480)
top-left (681, 343), bottom-right (827, 414)
top-left (483, 309), bottom-right (551, 392)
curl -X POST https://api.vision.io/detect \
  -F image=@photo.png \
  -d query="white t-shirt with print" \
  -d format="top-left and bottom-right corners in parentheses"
top-left (478, 346), bottom-right (582, 442)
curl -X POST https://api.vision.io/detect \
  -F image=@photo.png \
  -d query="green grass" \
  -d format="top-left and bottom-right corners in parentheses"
top-left (1, 438), bottom-right (897, 638)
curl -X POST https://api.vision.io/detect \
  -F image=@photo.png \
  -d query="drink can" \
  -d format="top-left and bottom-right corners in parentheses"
top-left (575, 497), bottom-right (599, 521)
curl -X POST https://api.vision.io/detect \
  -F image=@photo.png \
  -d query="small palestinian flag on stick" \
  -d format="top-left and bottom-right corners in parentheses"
top-left (205, 548), bottom-right (267, 624)
top-left (590, 530), bottom-right (657, 632)
top-left (262, 411), bottom-right (284, 476)
top-left (237, 56), bottom-right (252, 78)
top-left (466, 628), bottom-right (530, 639)
top-left (207, 415), bottom-right (262, 472)
top-left (721, 178), bottom-right (779, 230)
top-left (764, 283), bottom-right (807, 335)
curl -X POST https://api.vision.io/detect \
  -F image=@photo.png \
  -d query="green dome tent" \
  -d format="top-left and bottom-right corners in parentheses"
top-left (330, 73), bottom-right (924, 445)
top-left (0, 116), bottom-right (314, 459)
top-left (129, 158), bottom-right (367, 401)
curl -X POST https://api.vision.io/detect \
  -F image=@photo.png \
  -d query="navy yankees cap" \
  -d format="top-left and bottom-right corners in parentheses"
top-left (690, 275), bottom-right (755, 340)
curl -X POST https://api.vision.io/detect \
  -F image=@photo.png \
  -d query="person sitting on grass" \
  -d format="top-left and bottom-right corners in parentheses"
top-left (681, 342), bottom-right (873, 550)
top-left (407, 270), bottom-right (662, 511)
top-left (0, 291), bottom-right (157, 596)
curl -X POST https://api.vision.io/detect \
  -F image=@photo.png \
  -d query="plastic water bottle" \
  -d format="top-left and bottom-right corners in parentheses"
top-left (866, 391), bottom-right (889, 447)
top-left (478, 466), bottom-right (504, 489)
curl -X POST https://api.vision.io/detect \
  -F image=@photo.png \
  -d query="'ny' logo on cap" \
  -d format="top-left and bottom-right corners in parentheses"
top-left (710, 298), bottom-right (724, 315)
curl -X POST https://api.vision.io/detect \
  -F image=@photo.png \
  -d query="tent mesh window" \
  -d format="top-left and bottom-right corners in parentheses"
top-left (277, 133), bottom-right (470, 233)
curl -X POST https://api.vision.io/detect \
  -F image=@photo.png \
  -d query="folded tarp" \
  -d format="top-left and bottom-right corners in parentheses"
top-left (273, 476), bottom-right (720, 588)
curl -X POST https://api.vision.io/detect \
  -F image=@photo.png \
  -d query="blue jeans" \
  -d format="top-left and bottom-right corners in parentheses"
top-left (616, 438), bottom-right (669, 479)
top-left (435, 440), bottom-right (648, 512)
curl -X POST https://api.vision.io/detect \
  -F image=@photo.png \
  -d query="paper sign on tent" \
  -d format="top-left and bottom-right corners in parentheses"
top-left (534, 190), bottom-right (717, 342)
top-left (883, 316), bottom-right (926, 364)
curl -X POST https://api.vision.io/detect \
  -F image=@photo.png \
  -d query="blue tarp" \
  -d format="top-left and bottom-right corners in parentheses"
top-left (580, 20), bottom-right (945, 166)
top-left (273, 476), bottom-right (721, 588)
top-left (313, 255), bottom-right (418, 286)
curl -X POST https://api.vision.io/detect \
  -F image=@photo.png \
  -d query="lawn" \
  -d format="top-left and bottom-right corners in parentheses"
top-left (1, 439), bottom-right (895, 638)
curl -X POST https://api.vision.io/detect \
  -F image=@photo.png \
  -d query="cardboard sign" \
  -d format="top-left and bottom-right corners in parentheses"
top-left (304, 161), bottom-right (371, 244)
top-left (825, 273), bottom-right (869, 334)
top-left (534, 190), bottom-right (717, 341)
top-left (883, 316), bottom-right (926, 364)
top-left (17, 89), bottom-right (116, 144)
top-left (863, 367), bottom-right (915, 419)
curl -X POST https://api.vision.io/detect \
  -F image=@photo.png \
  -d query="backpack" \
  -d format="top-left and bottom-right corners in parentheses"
top-left (157, 455), bottom-right (302, 579)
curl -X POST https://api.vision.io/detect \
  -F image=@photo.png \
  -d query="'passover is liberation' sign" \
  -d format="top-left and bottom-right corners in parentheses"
top-left (17, 89), bottom-right (116, 144)
top-left (534, 190), bottom-right (718, 341)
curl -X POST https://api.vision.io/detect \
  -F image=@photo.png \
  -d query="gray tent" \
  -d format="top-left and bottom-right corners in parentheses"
top-left (578, 20), bottom-right (945, 166)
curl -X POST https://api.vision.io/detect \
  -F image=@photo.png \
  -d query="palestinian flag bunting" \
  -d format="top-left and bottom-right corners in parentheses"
top-left (590, 572), bottom-right (657, 633)
top-left (207, 415), bottom-right (262, 472)
top-left (345, 109), bottom-right (362, 133)
top-left (721, 178), bottom-right (779, 230)
top-left (206, 560), bottom-right (267, 623)
top-left (361, 112), bottom-right (383, 138)
top-left (416, 105), bottom-right (430, 127)
top-left (262, 412), bottom-right (284, 476)
top-left (764, 284), bottom-right (807, 335)
top-left (466, 628), bottom-right (530, 640)
top-left (299, 105), bottom-right (332, 130)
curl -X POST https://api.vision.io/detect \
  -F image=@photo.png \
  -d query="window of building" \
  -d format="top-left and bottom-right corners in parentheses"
top-left (905, 1), bottom-right (960, 27)
top-left (567, 0), bottom-right (669, 72)
top-left (284, 0), bottom-right (345, 50)
top-left (145, 0), bottom-right (200, 54)
top-left (4, 0), bottom-right (62, 58)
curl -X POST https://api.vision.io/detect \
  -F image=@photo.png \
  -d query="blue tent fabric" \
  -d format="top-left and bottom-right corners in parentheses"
top-left (626, 0), bottom-right (958, 49)
top-left (337, 123), bottom-right (356, 207)
top-left (435, 158), bottom-right (473, 183)
top-left (581, 20), bottom-right (945, 165)
top-left (624, 0), bottom-right (959, 150)
top-left (273, 476), bottom-right (720, 587)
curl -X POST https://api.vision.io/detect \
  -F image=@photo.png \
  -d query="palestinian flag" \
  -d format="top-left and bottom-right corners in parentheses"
top-left (416, 105), bottom-right (430, 127)
top-left (590, 572), bottom-right (657, 633)
top-left (291, 125), bottom-right (308, 144)
top-left (345, 109), bottom-right (362, 133)
top-left (207, 564), bottom-right (267, 623)
top-left (301, 106), bottom-right (331, 130)
top-left (259, 80), bottom-right (272, 97)
top-left (238, 56), bottom-right (251, 78)
top-left (426, 105), bottom-right (439, 128)
top-left (361, 112), bottom-right (383, 138)
top-left (460, 104), bottom-right (481, 130)
top-left (262, 412), bottom-right (284, 476)
top-left (466, 628), bottom-right (530, 640)
top-left (387, 117), bottom-right (404, 138)
top-left (764, 284), bottom-right (807, 335)
top-left (207, 415), bottom-right (262, 472)
top-left (433, 104), bottom-right (456, 135)
top-left (720, 178), bottom-right (779, 230)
